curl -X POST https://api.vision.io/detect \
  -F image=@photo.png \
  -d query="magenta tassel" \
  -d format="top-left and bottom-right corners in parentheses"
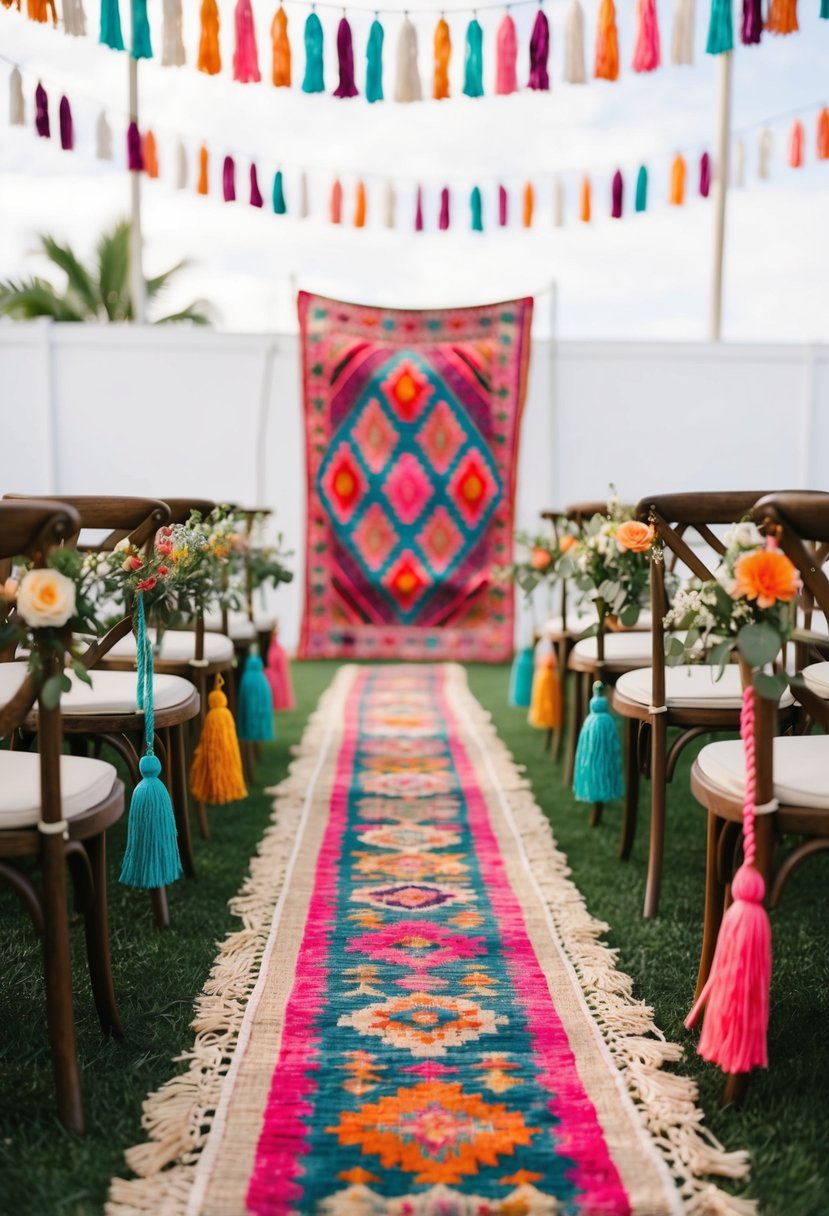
top-left (741, 0), bottom-right (763, 43)
top-left (415, 186), bottom-right (424, 231)
top-left (223, 156), bottom-right (236, 201)
top-left (127, 121), bottom-right (143, 170)
top-left (632, 0), bottom-right (661, 71)
top-left (611, 169), bottom-right (623, 217)
top-left (528, 9), bottom-right (550, 90)
top-left (265, 634), bottom-right (295, 710)
top-left (699, 152), bottom-right (711, 197)
top-left (498, 184), bottom-right (508, 226)
top-left (438, 187), bottom-right (450, 230)
top-left (495, 14), bottom-right (518, 94)
top-left (233, 0), bottom-right (261, 82)
top-left (59, 96), bottom-right (73, 150)
top-left (250, 163), bottom-right (263, 207)
top-left (334, 16), bottom-right (359, 97)
top-left (35, 82), bottom-right (50, 139)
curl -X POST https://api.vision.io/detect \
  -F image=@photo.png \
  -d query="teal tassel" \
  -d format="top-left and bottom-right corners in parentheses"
top-left (508, 647), bottom-right (534, 708)
top-left (302, 11), bottom-right (325, 93)
top-left (273, 170), bottom-right (287, 214)
top-left (822, 0), bottom-right (829, 19)
top-left (100, 0), bottom-right (125, 50)
top-left (470, 186), bottom-right (483, 231)
top-left (706, 0), bottom-right (733, 54)
top-left (635, 165), bottom-right (648, 212)
top-left (366, 17), bottom-right (384, 103)
top-left (573, 682), bottom-right (624, 803)
top-left (131, 0), bottom-right (153, 58)
top-left (238, 653), bottom-right (275, 742)
top-left (463, 18), bottom-right (484, 97)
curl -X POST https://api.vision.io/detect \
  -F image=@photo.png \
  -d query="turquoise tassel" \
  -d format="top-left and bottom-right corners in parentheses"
top-left (273, 170), bottom-right (287, 214)
top-left (131, 0), bottom-right (153, 58)
top-left (238, 653), bottom-right (275, 742)
top-left (822, 0), bottom-right (828, 19)
top-left (706, 0), bottom-right (733, 54)
top-left (100, 0), bottom-right (124, 50)
top-left (470, 186), bottom-right (483, 231)
top-left (573, 682), bottom-right (624, 803)
top-left (366, 17), bottom-right (384, 103)
top-left (302, 11), bottom-right (325, 93)
top-left (463, 18), bottom-right (484, 97)
top-left (635, 165), bottom-right (648, 212)
top-left (508, 647), bottom-right (534, 708)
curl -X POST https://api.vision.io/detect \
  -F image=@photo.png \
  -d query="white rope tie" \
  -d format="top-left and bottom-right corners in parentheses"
top-left (649, 704), bottom-right (668, 714)
top-left (188, 658), bottom-right (210, 668)
top-left (755, 797), bottom-right (779, 815)
top-left (38, 819), bottom-right (69, 837)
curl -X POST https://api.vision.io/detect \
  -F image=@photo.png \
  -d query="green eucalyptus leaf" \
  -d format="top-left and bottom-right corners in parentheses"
top-left (72, 660), bottom-right (92, 686)
top-left (620, 604), bottom-right (640, 627)
top-left (753, 671), bottom-right (788, 702)
top-left (41, 674), bottom-right (64, 709)
top-left (737, 621), bottom-right (782, 668)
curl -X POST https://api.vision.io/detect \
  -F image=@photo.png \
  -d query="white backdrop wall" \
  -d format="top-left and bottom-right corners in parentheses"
top-left (1, 321), bottom-right (827, 652)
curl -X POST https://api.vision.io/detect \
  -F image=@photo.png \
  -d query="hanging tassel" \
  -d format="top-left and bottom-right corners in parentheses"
top-left (383, 179), bottom-right (396, 228)
top-left (495, 14), bottom-right (517, 94)
top-left (528, 8), bottom-right (550, 89)
top-left (223, 155), bottom-right (236, 201)
top-left (175, 140), bottom-right (187, 188)
top-left (35, 83), bottom-right (50, 138)
top-left (162, 0), bottom-right (185, 66)
top-left (433, 16), bottom-right (451, 99)
top-left (564, 0), bottom-right (587, 83)
top-left (788, 119), bottom-right (804, 167)
top-left (330, 178), bottom-right (343, 224)
top-left (198, 0), bottom-right (221, 74)
top-left (470, 186), bottom-right (483, 232)
top-left (757, 128), bottom-right (772, 178)
top-left (265, 630), bottom-right (295, 709)
top-left (573, 682), bottom-right (624, 803)
top-left (818, 108), bottom-right (829, 160)
top-left (59, 96), bottom-right (73, 150)
top-left (523, 182), bottom-right (535, 227)
top-left (528, 654), bottom-right (561, 730)
top-left (233, 0), bottom-right (261, 83)
top-left (706, 0), bottom-right (733, 52)
top-left (635, 164), bottom-right (648, 210)
top-left (508, 646), bottom-right (534, 707)
top-left (63, 0), bottom-right (86, 36)
top-left (552, 177), bottom-right (565, 226)
top-left (366, 17), bottom-right (384, 102)
top-left (190, 674), bottom-right (247, 806)
top-left (669, 153), bottom-right (686, 203)
top-left (671, 0), bottom-right (694, 62)
top-left (438, 186), bottom-right (450, 230)
top-left (238, 653), bottom-right (275, 743)
top-left (766, 0), bottom-right (798, 33)
top-left (632, 0), bottom-right (661, 71)
top-left (498, 184), bottom-right (508, 227)
top-left (595, 0), bottom-right (619, 79)
top-left (732, 137), bottom-right (745, 184)
top-left (131, 0), bottom-right (152, 59)
top-left (822, 0), bottom-right (829, 17)
top-left (28, 0), bottom-right (56, 24)
top-left (302, 10), bottom-right (324, 92)
top-left (414, 185), bottom-right (424, 232)
top-left (611, 168), bottom-right (623, 217)
top-left (699, 151), bottom-right (711, 196)
top-left (271, 4), bottom-right (291, 86)
top-left (334, 15), bottom-right (358, 97)
top-left (9, 67), bottom-right (25, 127)
top-left (580, 175), bottom-right (591, 221)
top-left (463, 17), bottom-right (484, 97)
top-left (741, 0), bottom-right (763, 41)
top-left (353, 179), bottom-right (367, 227)
top-left (197, 144), bottom-right (209, 194)
top-left (250, 163), bottom-right (263, 207)
top-left (299, 171), bottom-right (310, 217)
top-left (396, 15), bottom-right (422, 102)
top-left (119, 594), bottom-right (183, 890)
top-left (142, 129), bottom-right (159, 177)
top-left (685, 686), bottom-right (771, 1073)
top-left (99, 0), bottom-right (124, 51)
top-left (98, 113), bottom-right (114, 159)
top-left (273, 169), bottom-right (287, 213)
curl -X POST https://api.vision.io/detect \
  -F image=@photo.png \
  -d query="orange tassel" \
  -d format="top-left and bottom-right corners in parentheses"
top-left (330, 178), bottom-right (343, 224)
top-left (197, 145), bottom-right (209, 195)
top-left (817, 108), bottom-right (829, 161)
top-left (27, 0), bottom-right (56, 23)
top-left (198, 0), bottom-right (222, 75)
top-left (434, 17), bottom-right (451, 99)
top-left (522, 182), bottom-right (535, 228)
top-left (788, 119), bottom-right (805, 167)
top-left (142, 130), bottom-right (159, 179)
top-left (580, 176), bottom-right (591, 222)
top-left (271, 4), bottom-right (291, 86)
top-left (594, 0), bottom-right (620, 81)
top-left (669, 153), bottom-right (686, 204)
top-left (766, 0), bottom-right (798, 33)
top-left (354, 180), bottom-right (367, 228)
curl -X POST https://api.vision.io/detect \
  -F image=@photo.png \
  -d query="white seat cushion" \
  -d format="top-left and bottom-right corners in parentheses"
top-left (617, 664), bottom-right (795, 710)
top-left (202, 611), bottom-right (274, 642)
top-left (0, 663), bottom-right (195, 714)
top-left (796, 608), bottom-right (829, 636)
top-left (571, 632), bottom-right (656, 663)
top-left (697, 734), bottom-right (829, 810)
top-left (108, 629), bottom-right (235, 664)
top-left (541, 609), bottom-right (652, 640)
top-left (802, 661), bottom-right (829, 699)
top-left (0, 750), bottom-right (117, 829)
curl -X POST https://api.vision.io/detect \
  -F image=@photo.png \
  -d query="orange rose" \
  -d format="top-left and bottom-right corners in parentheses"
top-left (530, 545), bottom-right (552, 571)
top-left (733, 549), bottom-right (799, 609)
top-left (616, 520), bottom-right (655, 553)
top-left (559, 535), bottom-right (578, 553)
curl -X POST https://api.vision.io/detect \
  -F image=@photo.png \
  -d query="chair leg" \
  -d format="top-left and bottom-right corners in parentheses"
top-left (552, 639), bottom-right (568, 762)
top-left (81, 833), bottom-right (123, 1039)
top-left (643, 714), bottom-right (668, 919)
top-left (564, 672), bottom-right (585, 788)
top-left (192, 670), bottom-right (210, 841)
top-left (151, 887), bottom-right (170, 931)
top-left (693, 811), bottom-right (728, 1001)
top-left (168, 726), bottom-right (196, 879)
top-left (618, 717), bottom-right (640, 860)
top-left (41, 834), bottom-right (84, 1134)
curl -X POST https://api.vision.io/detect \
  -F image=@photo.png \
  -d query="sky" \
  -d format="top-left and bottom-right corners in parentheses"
top-left (0, 0), bottom-right (827, 339)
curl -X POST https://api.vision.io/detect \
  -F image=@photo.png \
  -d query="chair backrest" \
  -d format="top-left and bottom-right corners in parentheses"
top-left (160, 498), bottom-right (218, 526)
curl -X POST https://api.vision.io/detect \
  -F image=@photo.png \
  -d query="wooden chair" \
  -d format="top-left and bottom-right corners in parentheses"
top-left (0, 500), bottom-right (125, 1134)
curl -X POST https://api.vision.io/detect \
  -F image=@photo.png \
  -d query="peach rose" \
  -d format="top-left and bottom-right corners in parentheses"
top-left (733, 549), bottom-right (799, 609)
top-left (530, 545), bottom-right (553, 571)
top-left (616, 520), bottom-right (655, 553)
top-left (17, 568), bottom-right (76, 629)
top-left (559, 535), bottom-right (578, 554)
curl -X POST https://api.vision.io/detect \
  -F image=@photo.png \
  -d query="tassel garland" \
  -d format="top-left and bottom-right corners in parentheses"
top-left (162, 0), bottom-right (185, 66)
top-left (189, 674), bottom-right (247, 805)
top-left (669, 153), bottom-right (686, 203)
top-left (758, 127), bottom-right (772, 178)
top-left (470, 185), bottom-right (483, 231)
top-left (272, 169), bottom-right (287, 213)
top-left (354, 179), bottom-right (367, 227)
top-left (59, 95), bottom-right (73, 150)
top-left (175, 141), bottom-right (187, 188)
top-left (396, 16), bottom-right (422, 102)
top-left (299, 171), bottom-right (310, 217)
top-left (9, 67), bottom-right (24, 126)
top-left (818, 108), bottom-right (829, 160)
top-left (732, 137), bottom-right (745, 184)
top-left (383, 179), bottom-right (396, 227)
top-left (495, 14), bottom-right (518, 94)
top-left (63, 0), bottom-right (86, 36)
top-left (766, 0), bottom-right (798, 33)
top-left (265, 630), bottom-right (295, 710)
top-left (330, 177), bottom-right (343, 223)
top-left (131, 0), bottom-right (153, 59)
top-left (522, 182), bottom-right (534, 228)
top-left (635, 164), bottom-right (648, 210)
top-left (233, 0), bottom-right (261, 83)
top-left (564, 0), bottom-right (587, 84)
top-left (611, 168), bottom-right (623, 217)
top-left (414, 185), bottom-right (424, 231)
top-left (463, 18), bottom-right (484, 98)
top-left (142, 129), bottom-right (159, 177)
top-left (438, 187), bottom-right (450, 230)
top-left (366, 17), bottom-right (384, 102)
top-left (671, 0), bottom-right (694, 63)
top-left (699, 151), bottom-right (711, 196)
top-left (223, 154), bottom-right (236, 201)
top-left (100, 0), bottom-right (124, 51)
top-left (302, 11), bottom-right (325, 92)
top-left (250, 163), bottom-right (263, 207)
top-left (508, 646), bottom-right (534, 708)
top-left (272, 5), bottom-right (291, 86)
top-left (197, 144), bottom-right (209, 194)
top-left (580, 175), bottom-right (591, 222)
top-left (498, 184), bottom-right (508, 227)
top-left (528, 8), bottom-right (550, 89)
top-left (198, 0), bottom-right (221, 74)
top-left (127, 120), bottom-right (143, 169)
top-left (594, 0), bottom-right (619, 80)
top-left (741, 0), bottom-right (763, 42)
top-left (706, 0), bottom-right (733, 53)
top-left (573, 682), bottom-right (624, 803)
top-left (528, 654), bottom-right (561, 730)
top-left (335, 16), bottom-right (358, 98)
top-left (237, 653), bottom-right (275, 743)
top-left (552, 177), bottom-right (565, 226)
top-left (788, 119), bottom-right (804, 167)
top-left (632, 0), bottom-right (661, 71)
top-left (433, 17), bottom-right (451, 99)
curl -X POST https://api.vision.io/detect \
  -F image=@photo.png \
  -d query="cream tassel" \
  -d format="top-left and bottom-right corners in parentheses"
top-left (670, 0), bottom-right (694, 65)
top-left (564, 0), bottom-right (587, 84)
top-left (175, 141), bottom-right (188, 189)
top-left (299, 171), bottom-right (310, 218)
top-left (731, 137), bottom-right (745, 187)
top-left (758, 128), bottom-right (772, 179)
top-left (162, 0), bottom-right (186, 66)
top-left (95, 110), bottom-right (113, 160)
top-left (395, 16), bottom-right (422, 102)
top-left (383, 180), bottom-right (397, 228)
top-left (62, 0), bottom-right (87, 37)
top-left (552, 177), bottom-right (565, 227)
top-left (9, 67), bottom-right (25, 126)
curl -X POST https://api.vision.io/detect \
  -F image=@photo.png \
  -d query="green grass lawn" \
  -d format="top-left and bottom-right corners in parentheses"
top-left (1, 661), bottom-right (826, 1215)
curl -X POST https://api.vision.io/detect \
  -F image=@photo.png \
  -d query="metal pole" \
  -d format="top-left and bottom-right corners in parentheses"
top-left (128, 54), bottom-right (147, 324)
top-left (709, 51), bottom-right (733, 342)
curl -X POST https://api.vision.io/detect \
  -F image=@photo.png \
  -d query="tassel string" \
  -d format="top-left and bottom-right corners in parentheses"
top-left (739, 684), bottom-right (757, 868)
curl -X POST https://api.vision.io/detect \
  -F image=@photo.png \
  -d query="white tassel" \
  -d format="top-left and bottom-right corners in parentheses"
top-left (395, 17), bottom-right (422, 103)
top-left (731, 138), bottom-right (745, 187)
top-left (95, 110), bottom-right (113, 160)
top-left (758, 128), bottom-right (772, 180)
top-left (162, 0), bottom-right (186, 66)
top-left (9, 67), bottom-right (25, 127)
top-left (62, 0), bottom-right (87, 37)
top-left (564, 0), bottom-right (587, 84)
top-left (384, 180), bottom-right (396, 228)
top-left (175, 141), bottom-right (188, 189)
top-left (552, 177), bottom-right (565, 227)
top-left (671, 0), bottom-right (695, 65)
top-left (299, 171), bottom-right (310, 218)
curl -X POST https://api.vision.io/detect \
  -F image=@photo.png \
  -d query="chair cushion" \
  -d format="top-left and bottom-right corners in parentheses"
top-left (202, 611), bottom-right (261, 642)
top-left (697, 734), bottom-right (829, 810)
top-left (802, 661), bottom-right (829, 699)
top-left (0, 751), bottom-right (117, 830)
top-left (540, 613), bottom-right (598, 639)
top-left (616, 664), bottom-right (795, 710)
top-left (0, 663), bottom-right (195, 714)
top-left (571, 632), bottom-right (656, 663)
top-left (107, 629), bottom-right (235, 664)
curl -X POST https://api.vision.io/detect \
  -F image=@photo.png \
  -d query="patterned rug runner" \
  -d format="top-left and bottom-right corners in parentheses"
top-left (110, 666), bottom-right (752, 1216)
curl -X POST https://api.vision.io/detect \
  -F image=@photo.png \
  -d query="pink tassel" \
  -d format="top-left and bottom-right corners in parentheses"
top-left (266, 632), bottom-right (295, 710)
top-left (495, 13), bottom-right (518, 94)
top-left (415, 186), bottom-right (424, 231)
top-left (233, 0), bottom-right (261, 83)
top-left (250, 163), bottom-right (263, 207)
top-left (685, 685), bottom-right (771, 1074)
top-left (438, 187), bottom-right (450, 229)
top-left (223, 155), bottom-right (236, 201)
top-left (498, 184), bottom-right (508, 226)
top-left (632, 0), bottom-right (661, 71)
top-left (127, 121), bottom-right (143, 170)
top-left (699, 152), bottom-right (711, 197)
top-left (334, 16), bottom-right (358, 97)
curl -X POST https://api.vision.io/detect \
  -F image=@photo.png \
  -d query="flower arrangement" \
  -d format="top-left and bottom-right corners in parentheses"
top-left (497, 523), bottom-right (580, 599)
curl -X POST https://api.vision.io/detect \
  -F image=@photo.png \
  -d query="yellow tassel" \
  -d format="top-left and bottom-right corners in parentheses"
top-left (528, 655), bottom-right (562, 730)
top-left (434, 17), bottom-right (451, 99)
top-left (669, 153), bottom-right (686, 205)
top-left (271, 5), bottom-right (291, 86)
top-left (190, 674), bottom-right (247, 805)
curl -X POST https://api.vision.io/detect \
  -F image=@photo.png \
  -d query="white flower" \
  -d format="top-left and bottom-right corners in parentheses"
top-left (114, 538), bottom-right (131, 553)
top-left (724, 521), bottom-right (763, 550)
top-left (17, 568), bottom-right (77, 629)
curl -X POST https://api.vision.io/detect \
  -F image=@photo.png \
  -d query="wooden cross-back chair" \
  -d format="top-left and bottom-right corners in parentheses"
top-left (0, 500), bottom-right (125, 1134)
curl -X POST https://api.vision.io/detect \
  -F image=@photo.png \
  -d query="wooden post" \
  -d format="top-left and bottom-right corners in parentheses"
top-left (709, 52), bottom-right (733, 342)
top-left (128, 53), bottom-right (146, 324)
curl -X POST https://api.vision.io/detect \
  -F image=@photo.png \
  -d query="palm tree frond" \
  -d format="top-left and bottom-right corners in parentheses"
top-left (96, 220), bottom-right (132, 321)
top-left (38, 235), bottom-right (100, 317)
top-left (146, 260), bottom-right (191, 300)
top-left (153, 301), bottom-right (213, 326)
top-left (0, 277), bottom-right (85, 322)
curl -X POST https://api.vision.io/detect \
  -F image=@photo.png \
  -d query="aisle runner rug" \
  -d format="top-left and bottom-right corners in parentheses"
top-left (298, 293), bottom-right (531, 661)
top-left (110, 666), bottom-right (752, 1216)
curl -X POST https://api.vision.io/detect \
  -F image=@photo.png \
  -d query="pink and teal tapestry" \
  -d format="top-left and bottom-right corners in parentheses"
top-left (298, 292), bottom-right (532, 661)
